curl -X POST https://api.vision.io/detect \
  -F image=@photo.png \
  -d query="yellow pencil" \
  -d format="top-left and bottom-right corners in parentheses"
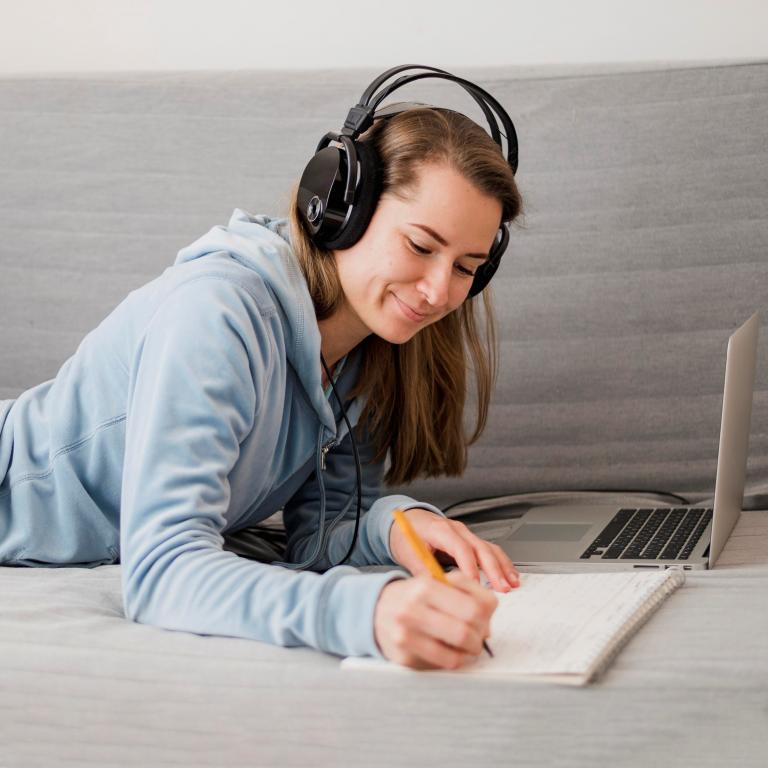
top-left (392, 508), bottom-right (494, 658)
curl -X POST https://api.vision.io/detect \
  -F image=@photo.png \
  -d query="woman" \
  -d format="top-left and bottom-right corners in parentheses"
top-left (0, 81), bottom-right (523, 671)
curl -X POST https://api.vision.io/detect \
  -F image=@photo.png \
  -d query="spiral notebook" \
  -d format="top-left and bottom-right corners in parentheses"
top-left (341, 569), bottom-right (685, 685)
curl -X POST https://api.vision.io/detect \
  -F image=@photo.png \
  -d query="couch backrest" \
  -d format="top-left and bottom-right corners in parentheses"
top-left (1, 63), bottom-right (766, 509)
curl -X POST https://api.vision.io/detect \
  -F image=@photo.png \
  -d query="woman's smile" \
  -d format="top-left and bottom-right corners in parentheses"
top-left (391, 292), bottom-right (429, 323)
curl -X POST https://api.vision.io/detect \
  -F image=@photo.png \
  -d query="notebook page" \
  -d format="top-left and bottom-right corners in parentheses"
top-left (341, 570), bottom-right (684, 680)
top-left (471, 570), bottom-right (682, 676)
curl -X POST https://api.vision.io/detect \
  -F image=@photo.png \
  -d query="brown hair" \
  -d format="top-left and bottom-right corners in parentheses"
top-left (286, 107), bottom-right (523, 485)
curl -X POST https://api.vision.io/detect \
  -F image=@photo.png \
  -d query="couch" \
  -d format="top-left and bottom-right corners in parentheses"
top-left (1, 60), bottom-right (767, 766)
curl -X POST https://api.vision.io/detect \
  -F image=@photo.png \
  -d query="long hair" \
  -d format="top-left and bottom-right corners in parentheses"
top-left (286, 107), bottom-right (523, 485)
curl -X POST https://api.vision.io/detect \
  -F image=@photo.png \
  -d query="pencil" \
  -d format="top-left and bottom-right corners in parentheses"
top-left (392, 508), bottom-right (494, 659)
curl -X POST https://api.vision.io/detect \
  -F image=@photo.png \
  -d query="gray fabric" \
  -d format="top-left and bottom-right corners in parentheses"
top-left (1, 512), bottom-right (767, 765)
top-left (2, 62), bottom-right (768, 768)
top-left (1, 62), bottom-right (766, 508)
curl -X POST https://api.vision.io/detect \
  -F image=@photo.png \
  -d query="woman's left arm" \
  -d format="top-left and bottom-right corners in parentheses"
top-left (282, 423), bottom-right (519, 590)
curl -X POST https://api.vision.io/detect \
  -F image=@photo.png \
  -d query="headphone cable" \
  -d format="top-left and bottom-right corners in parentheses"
top-left (321, 354), bottom-right (362, 566)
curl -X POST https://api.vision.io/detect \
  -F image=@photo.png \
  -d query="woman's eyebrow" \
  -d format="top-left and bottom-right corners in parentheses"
top-left (408, 222), bottom-right (489, 259)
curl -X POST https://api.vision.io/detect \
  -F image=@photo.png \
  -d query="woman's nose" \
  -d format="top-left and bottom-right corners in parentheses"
top-left (417, 260), bottom-right (452, 309)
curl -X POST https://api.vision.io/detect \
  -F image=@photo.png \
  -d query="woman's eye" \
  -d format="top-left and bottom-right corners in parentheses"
top-left (408, 239), bottom-right (431, 255)
top-left (408, 239), bottom-right (476, 277)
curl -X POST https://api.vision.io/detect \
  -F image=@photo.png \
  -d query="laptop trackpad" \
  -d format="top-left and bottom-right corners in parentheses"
top-left (509, 523), bottom-right (592, 542)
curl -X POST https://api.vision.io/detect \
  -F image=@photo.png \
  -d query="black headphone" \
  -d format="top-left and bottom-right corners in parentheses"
top-left (297, 64), bottom-right (519, 299)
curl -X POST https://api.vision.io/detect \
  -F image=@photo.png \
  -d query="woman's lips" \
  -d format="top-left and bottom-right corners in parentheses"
top-left (392, 293), bottom-right (429, 322)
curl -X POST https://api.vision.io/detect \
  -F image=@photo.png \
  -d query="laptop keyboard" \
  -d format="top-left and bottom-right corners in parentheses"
top-left (580, 507), bottom-right (713, 561)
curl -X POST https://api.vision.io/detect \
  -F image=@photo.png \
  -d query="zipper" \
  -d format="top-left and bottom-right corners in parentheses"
top-left (320, 438), bottom-right (336, 471)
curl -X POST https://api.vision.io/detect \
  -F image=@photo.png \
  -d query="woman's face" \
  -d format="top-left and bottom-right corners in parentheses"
top-left (333, 161), bottom-right (503, 345)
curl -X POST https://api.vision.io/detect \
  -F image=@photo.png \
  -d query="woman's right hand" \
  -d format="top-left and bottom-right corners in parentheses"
top-left (373, 569), bottom-right (499, 670)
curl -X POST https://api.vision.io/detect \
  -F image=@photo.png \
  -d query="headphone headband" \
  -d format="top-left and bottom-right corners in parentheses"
top-left (341, 65), bottom-right (517, 174)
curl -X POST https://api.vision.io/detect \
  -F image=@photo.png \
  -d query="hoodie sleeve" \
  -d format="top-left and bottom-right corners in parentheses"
top-left (120, 276), bottom-right (408, 659)
top-left (282, 418), bottom-right (447, 571)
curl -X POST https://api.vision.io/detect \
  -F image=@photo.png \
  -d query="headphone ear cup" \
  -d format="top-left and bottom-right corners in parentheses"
top-left (319, 140), bottom-right (383, 251)
top-left (468, 224), bottom-right (509, 297)
top-left (297, 136), bottom-right (347, 241)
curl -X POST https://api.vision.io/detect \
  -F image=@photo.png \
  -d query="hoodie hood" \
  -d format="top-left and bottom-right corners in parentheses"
top-left (174, 208), bottom-right (339, 431)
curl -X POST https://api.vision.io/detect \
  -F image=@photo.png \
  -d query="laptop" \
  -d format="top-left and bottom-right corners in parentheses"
top-left (493, 311), bottom-right (760, 572)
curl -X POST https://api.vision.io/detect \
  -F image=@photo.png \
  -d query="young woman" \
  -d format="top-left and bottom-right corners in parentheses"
top-left (0, 76), bottom-right (523, 671)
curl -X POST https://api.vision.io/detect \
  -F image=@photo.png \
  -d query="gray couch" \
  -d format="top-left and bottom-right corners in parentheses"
top-left (1, 62), bottom-right (767, 766)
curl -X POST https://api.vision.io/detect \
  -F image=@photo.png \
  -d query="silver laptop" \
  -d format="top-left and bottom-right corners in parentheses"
top-left (494, 311), bottom-right (760, 572)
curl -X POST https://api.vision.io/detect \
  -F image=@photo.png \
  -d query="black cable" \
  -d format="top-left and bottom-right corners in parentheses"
top-left (320, 353), bottom-right (362, 566)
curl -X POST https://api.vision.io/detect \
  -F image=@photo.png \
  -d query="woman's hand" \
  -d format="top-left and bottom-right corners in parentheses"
top-left (389, 507), bottom-right (520, 592)
top-left (374, 569), bottom-right (498, 669)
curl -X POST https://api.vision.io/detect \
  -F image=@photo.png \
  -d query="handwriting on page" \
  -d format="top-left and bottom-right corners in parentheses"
top-left (462, 571), bottom-right (673, 676)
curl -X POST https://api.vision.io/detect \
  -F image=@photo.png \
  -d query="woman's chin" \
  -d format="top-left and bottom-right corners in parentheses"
top-left (374, 322), bottom-right (420, 345)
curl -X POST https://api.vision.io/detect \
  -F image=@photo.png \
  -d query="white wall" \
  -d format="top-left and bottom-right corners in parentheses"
top-left (0, 0), bottom-right (766, 75)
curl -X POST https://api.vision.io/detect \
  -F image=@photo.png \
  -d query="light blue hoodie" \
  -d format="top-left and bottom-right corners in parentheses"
top-left (0, 208), bottom-right (446, 659)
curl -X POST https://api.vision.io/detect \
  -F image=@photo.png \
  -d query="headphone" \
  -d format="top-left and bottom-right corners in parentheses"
top-left (297, 64), bottom-right (519, 299)
top-left (284, 65), bottom-right (519, 570)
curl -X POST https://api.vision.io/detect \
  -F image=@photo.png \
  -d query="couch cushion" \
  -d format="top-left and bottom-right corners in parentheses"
top-left (0, 63), bottom-right (766, 508)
